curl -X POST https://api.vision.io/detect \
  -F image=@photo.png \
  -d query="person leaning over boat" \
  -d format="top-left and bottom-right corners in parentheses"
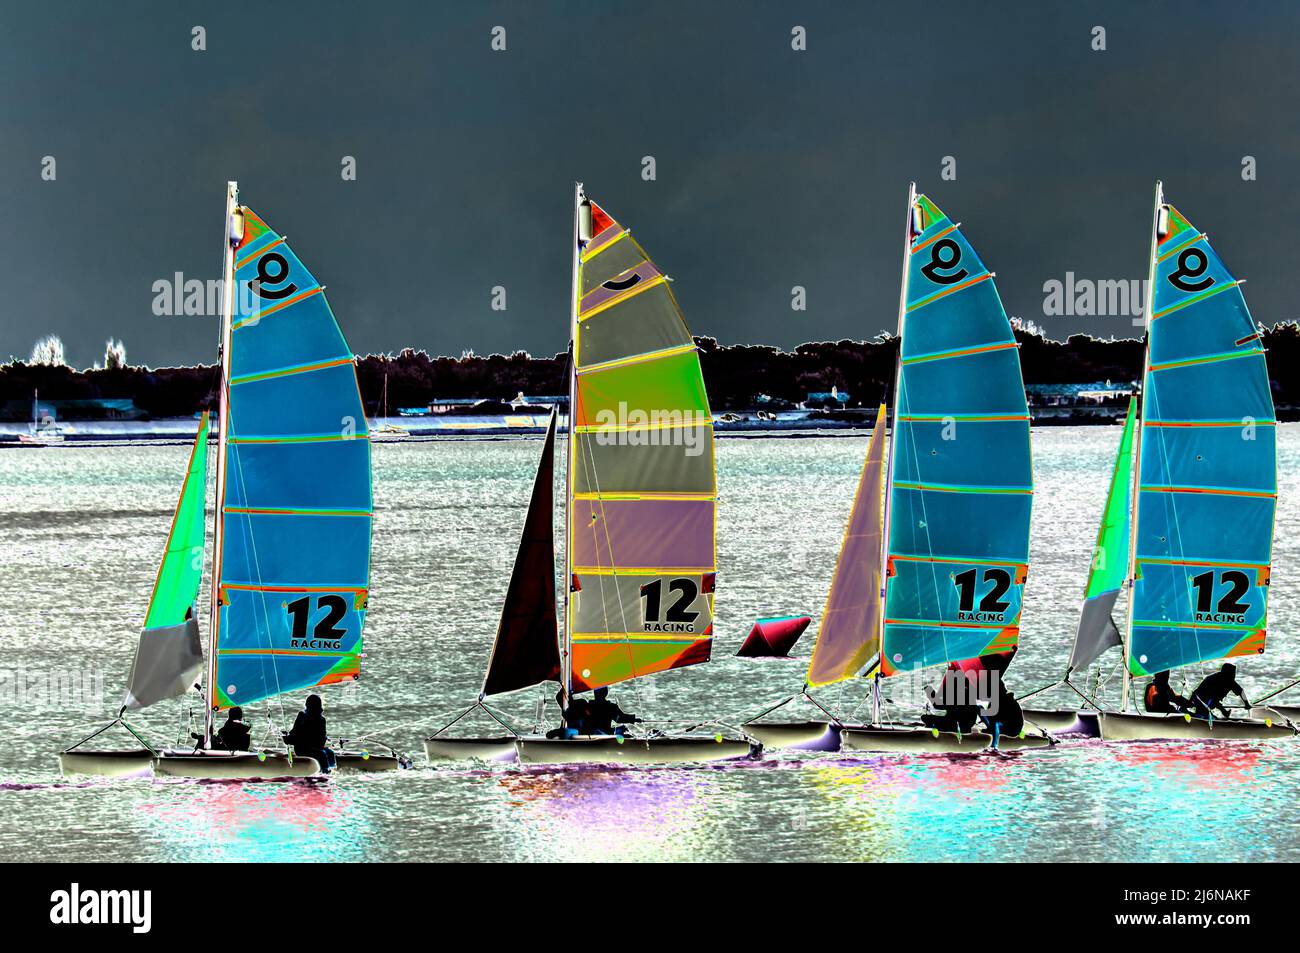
top-left (215, 707), bottom-right (252, 751)
top-left (981, 681), bottom-right (1024, 741)
top-left (1187, 663), bottom-right (1252, 721)
top-left (281, 694), bottom-right (337, 772)
top-left (544, 689), bottom-right (591, 739)
top-left (585, 687), bottom-right (638, 737)
top-left (920, 668), bottom-right (980, 734)
top-left (189, 706), bottom-right (252, 751)
top-left (1144, 671), bottom-right (1192, 715)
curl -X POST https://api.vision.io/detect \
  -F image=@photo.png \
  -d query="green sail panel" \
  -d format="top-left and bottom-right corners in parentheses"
top-left (213, 206), bottom-right (373, 710)
top-left (881, 193), bottom-right (1033, 676)
top-left (568, 198), bottom-right (716, 693)
top-left (1128, 195), bottom-right (1276, 677)
top-left (125, 412), bottom-right (210, 710)
top-left (1067, 398), bottom-right (1136, 674)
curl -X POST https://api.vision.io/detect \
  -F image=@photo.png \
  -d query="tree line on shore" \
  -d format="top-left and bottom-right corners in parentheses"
top-left (3, 323), bottom-right (1298, 420)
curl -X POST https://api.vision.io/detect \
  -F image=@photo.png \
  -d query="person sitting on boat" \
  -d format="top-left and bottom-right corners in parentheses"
top-left (585, 686), bottom-right (638, 737)
top-left (981, 682), bottom-right (1024, 741)
top-left (1188, 663), bottom-right (1251, 721)
top-left (214, 706), bottom-right (252, 752)
top-left (1144, 671), bottom-right (1192, 715)
top-left (920, 669), bottom-right (980, 734)
top-left (281, 694), bottom-right (337, 772)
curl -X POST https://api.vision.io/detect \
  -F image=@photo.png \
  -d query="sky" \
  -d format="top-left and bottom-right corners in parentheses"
top-left (2, 0), bottom-right (1298, 368)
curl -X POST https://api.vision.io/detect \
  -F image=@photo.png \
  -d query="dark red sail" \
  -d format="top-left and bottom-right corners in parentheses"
top-left (481, 409), bottom-right (562, 697)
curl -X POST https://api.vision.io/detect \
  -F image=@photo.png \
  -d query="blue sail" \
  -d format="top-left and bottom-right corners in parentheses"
top-left (1128, 196), bottom-right (1276, 676)
top-left (212, 207), bottom-right (372, 709)
top-left (881, 194), bottom-right (1033, 675)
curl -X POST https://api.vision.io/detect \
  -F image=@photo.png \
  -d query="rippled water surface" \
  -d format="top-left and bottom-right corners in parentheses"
top-left (2, 426), bottom-right (1298, 862)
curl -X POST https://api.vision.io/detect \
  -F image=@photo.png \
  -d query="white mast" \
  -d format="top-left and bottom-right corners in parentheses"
top-left (873, 182), bottom-right (915, 718)
top-left (205, 181), bottom-right (240, 746)
top-left (562, 182), bottom-right (584, 702)
top-left (1120, 180), bottom-right (1163, 712)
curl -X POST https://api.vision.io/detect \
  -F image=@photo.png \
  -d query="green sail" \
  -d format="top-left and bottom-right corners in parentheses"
top-left (1067, 398), bottom-right (1136, 673)
top-left (143, 412), bottom-right (210, 629)
top-left (125, 413), bottom-right (210, 710)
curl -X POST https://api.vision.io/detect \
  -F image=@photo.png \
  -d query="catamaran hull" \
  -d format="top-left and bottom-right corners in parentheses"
top-left (152, 750), bottom-right (321, 779)
top-left (58, 749), bottom-right (154, 778)
top-left (1098, 712), bottom-right (1296, 742)
top-left (840, 725), bottom-right (1052, 754)
top-left (515, 736), bottom-right (759, 765)
top-left (1022, 708), bottom-right (1101, 737)
top-left (1249, 705), bottom-right (1300, 726)
top-left (333, 750), bottom-right (403, 772)
top-left (423, 736), bottom-right (519, 763)
top-left (742, 720), bottom-right (841, 752)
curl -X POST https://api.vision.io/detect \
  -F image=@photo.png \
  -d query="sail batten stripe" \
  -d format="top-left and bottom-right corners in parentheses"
top-left (575, 339), bottom-right (693, 373)
top-left (910, 223), bottom-right (960, 253)
top-left (885, 618), bottom-right (1010, 631)
top-left (580, 229), bottom-right (629, 262)
top-left (905, 272), bottom-right (994, 312)
top-left (229, 356), bottom-right (353, 386)
top-left (1148, 347), bottom-right (1263, 372)
top-left (889, 553), bottom-right (1026, 567)
top-left (217, 649), bottom-right (358, 658)
top-left (574, 566), bottom-right (713, 576)
top-left (578, 274), bottom-right (667, 322)
top-left (900, 338), bottom-right (1016, 365)
top-left (221, 582), bottom-right (367, 593)
top-left (1151, 280), bottom-right (1240, 320)
top-left (1144, 419), bottom-right (1276, 428)
top-left (1155, 231), bottom-right (1206, 263)
top-left (231, 286), bottom-right (324, 330)
top-left (893, 480), bottom-right (1032, 495)
top-left (235, 237), bottom-right (286, 269)
top-left (1140, 484), bottom-right (1275, 499)
top-left (896, 413), bottom-right (1030, 422)
top-left (223, 506), bottom-right (373, 516)
top-left (229, 432), bottom-right (370, 444)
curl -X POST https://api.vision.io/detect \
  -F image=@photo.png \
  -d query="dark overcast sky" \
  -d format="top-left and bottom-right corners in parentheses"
top-left (2, 1), bottom-right (1298, 368)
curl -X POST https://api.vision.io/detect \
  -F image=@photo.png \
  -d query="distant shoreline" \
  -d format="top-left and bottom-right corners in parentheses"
top-left (6, 408), bottom-right (1263, 446)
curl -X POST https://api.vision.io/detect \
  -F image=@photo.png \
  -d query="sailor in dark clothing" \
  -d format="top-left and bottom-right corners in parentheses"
top-left (214, 706), bottom-right (252, 752)
top-left (920, 669), bottom-right (980, 734)
top-left (585, 687), bottom-right (638, 737)
top-left (981, 683), bottom-right (1025, 741)
top-left (544, 689), bottom-right (589, 739)
top-left (1144, 671), bottom-right (1192, 714)
top-left (1188, 663), bottom-right (1251, 720)
top-left (281, 694), bottom-right (336, 772)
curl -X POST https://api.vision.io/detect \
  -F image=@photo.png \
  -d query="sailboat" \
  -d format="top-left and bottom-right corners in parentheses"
top-left (1018, 399), bottom-right (1138, 737)
top-left (747, 186), bottom-right (1047, 754)
top-left (147, 182), bottom-right (399, 777)
top-left (371, 371), bottom-right (411, 441)
top-left (1093, 182), bottom-right (1291, 742)
top-left (18, 389), bottom-right (69, 445)
top-left (430, 186), bottom-right (755, 765)
top-left (58, 413), bottom-right (212, 776)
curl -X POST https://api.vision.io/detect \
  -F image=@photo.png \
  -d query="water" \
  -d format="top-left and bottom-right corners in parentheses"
top-left (1, 426), bottom-right (1298, 862)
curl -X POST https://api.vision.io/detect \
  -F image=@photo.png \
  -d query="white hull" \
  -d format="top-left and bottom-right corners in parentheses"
top-left (1249, 704), bottom-right (1300, 726)
top-left (1098, 711), bottom-right (1296, 742)
top-left (840, 724), bottom-right (1052, 754)
top-left (333, 749), bottom-right (403, 772)
top-left (153, 749), bottom-right (321, 779)
top-left (515, 735), bottom-right (758, 765)
top-left (1022, 707), bottom-right (1102, 737)
top-left (18, 433), bottom-right (66, 445)
top-left (58, 748), bottom-right (154, 778)
top-left (742, 720), bottom-right (842, 752)
top-left (424, 736), bottom-right (519, 763)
